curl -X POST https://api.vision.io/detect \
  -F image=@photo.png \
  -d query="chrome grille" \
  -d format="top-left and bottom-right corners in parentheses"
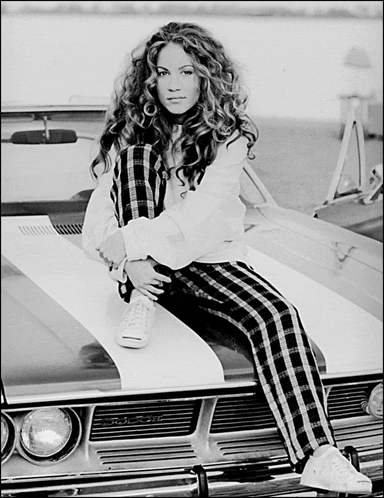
top-left (215, 421), bottom-right (382, 459)
top-left (211, 387), bottom-right (381, 459)
top-left (90, 400), bottom-right (201, 441)
top-left (210, 382), bottom-right (376, 436)
top-left (210, 394), bottom-right (275, 434)
top-left (97, 443), bottom-right (196, 467)
top-left (217, 433), bottom-right (284, 455)
top-left (333, 419), bottom-right (383, 444)
top-left (327, 384), bottom-right (373, 419)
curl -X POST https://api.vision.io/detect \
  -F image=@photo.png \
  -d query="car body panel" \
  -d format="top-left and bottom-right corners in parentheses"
top-left (244, 203), bottom-right (382, 321)
top-left (314, 193), bottom-right (383, 241)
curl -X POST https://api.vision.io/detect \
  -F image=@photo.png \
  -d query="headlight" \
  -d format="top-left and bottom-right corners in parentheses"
top-left (1, 413), bottom-right (16, 464)
top-left (20, 408), bottom-right (71, 457)
top-left (19, 408), bottom-right (81, 463)
top-left (1, 415), bottom-right (8, 453)
top-left (366, 383), bottom-right (383, 418)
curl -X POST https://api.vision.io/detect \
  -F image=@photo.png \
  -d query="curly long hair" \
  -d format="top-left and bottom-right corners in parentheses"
top-left (90, 21), bottom-right (258, 187)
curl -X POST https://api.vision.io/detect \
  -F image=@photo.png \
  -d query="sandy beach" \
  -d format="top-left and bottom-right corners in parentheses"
top-left (249, 117), bottom-right (383, 214)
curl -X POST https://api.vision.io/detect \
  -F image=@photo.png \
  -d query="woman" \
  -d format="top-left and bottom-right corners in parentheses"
top-left (82, 21), bottom-right (372, 495)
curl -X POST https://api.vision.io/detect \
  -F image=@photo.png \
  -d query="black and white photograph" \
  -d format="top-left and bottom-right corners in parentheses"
top-left (1, 1), bottom-right (383, 496)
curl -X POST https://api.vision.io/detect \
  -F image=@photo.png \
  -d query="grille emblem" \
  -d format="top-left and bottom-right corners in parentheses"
top-left (100, 415), bottom-right (163, 427)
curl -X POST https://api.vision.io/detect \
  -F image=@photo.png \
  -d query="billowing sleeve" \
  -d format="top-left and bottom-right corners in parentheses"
top-left (121, 135), bottom-right (248, 269)
top-left (82, 169), bottom-right (118, 263)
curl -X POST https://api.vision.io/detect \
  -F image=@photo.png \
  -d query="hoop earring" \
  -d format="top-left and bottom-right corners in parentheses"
top-left (144, 102), bottom-right (157, 117)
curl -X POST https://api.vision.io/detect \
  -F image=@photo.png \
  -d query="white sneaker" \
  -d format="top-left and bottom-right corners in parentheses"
top-left (300, 446), bottom-right (372, 494)
top-left (117, 296), bottom-right (155, 349)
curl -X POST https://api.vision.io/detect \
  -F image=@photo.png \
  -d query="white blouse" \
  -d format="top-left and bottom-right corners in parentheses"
top-left (82, 133), bottom-right (250, 272)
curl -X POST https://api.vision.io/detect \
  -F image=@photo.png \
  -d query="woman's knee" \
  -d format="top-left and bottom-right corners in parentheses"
top-left (275, 297), bottom-right (301, 324)
top-left (124, 144), bottom-right (163, 173)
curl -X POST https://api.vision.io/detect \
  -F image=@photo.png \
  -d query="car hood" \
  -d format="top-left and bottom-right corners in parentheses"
top-left (1, 212), bottom-right (382, 403)
top-left (244, 205), bottom-right (382, 377)
top-left (2, 216), bottom-right (253, 403)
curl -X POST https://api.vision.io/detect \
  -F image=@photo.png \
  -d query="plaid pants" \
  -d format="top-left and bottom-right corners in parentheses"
top-left (111, 144), bottom-right (336, 468)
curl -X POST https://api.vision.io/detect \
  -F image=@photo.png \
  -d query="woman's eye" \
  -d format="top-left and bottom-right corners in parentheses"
top-left (157, 71), bottom-right (167, 77)
top-left (182, 70), bottom-right (193, 75)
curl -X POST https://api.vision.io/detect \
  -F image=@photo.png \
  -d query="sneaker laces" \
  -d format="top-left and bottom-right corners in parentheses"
top-left (330, 454), bottom-right (360, 477)
top-left (122, 298), bottom-right (153, 333)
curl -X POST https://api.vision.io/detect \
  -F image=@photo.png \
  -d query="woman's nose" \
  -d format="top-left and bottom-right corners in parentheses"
top-left (168, 74), bottom-right (181, 91)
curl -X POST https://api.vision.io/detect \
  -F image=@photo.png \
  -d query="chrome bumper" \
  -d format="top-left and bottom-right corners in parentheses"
top-left (2, 448), bottom-right (382, 497)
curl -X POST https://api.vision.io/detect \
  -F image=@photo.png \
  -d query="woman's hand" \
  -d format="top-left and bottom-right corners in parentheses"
top-left (124, 259), bottom-right (172, 301)
top-left (98, 230), bottom-right (126, 269)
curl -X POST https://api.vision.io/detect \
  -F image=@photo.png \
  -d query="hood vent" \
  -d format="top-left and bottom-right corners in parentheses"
top-left (54, 223), bottom-right (83, 235)
top-left (18, 224), bottom-right (83, 236)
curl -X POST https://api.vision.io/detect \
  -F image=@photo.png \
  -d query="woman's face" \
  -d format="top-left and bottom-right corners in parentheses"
top-left (156, 43), bottom-right (200, 119)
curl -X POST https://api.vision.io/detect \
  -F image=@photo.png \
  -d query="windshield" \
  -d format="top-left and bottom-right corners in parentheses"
top-left (1, 106), bottom-right (269, 214)
top-left (1, 108), bottom-right (104, 208)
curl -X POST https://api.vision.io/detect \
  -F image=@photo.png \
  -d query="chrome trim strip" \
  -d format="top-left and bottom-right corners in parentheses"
top-left (6, 373), bottom-right (381, 407)
top-left (3, 381), bottom-right (258, 406)
top-left (321, 371), bottom-right (382, 382)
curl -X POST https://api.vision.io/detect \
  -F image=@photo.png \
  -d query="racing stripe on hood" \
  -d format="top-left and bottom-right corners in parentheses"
top-left (2, 216), bottom-right (225, 391)
top-left (2, 254), bottom-right (121, 397)
top-left (246, 246), bottom-right (382, 376)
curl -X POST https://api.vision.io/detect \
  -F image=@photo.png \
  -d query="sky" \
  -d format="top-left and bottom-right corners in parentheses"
top-left (2, 1), bottom-right (383, 14)
top-left (242, 1), bottom-right (380, 6)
